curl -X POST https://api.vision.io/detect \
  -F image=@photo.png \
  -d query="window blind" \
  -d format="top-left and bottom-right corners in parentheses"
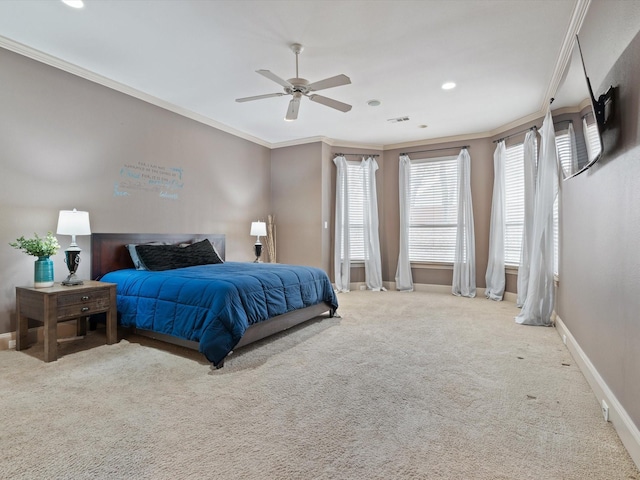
top-left (504, 143), bottom-right (525, 266)
top-left (555, 130), bottom-right (573, 175)
top-left (346, 162), bottom-right (365, 260)
top-left (408, 156), bottom-right (458, 263)
top-left (585, 121), bottom-right (602, 160)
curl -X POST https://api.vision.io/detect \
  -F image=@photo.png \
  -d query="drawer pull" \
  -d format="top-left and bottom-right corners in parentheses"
top-left (81, 307), bottom-right (90, 313)
top-left (81, 296), bottom-right (90, 301)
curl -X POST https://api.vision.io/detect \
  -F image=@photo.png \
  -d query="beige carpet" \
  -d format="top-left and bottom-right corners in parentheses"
top-left (1, 290), bottom-right (638, 480)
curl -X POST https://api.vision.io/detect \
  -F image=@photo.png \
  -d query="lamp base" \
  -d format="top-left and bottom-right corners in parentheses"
top-left (62, 273), bottom-right (84, 286)
top-left (62, 247), bottom-right (83, 286)
top-left (254, 243), bottom-right (263, 263)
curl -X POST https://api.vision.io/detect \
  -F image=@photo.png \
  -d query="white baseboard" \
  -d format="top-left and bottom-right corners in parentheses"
top-left (556, 315), bottom-right (640, 470)
top-left (0, 323), bottom-right (79, 351)
top-left (379, 281), bottom-right (518, 303)
top-left (0, 331), bottom-right (16, 350)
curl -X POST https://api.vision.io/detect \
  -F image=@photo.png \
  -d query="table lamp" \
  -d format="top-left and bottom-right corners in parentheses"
top-left (56, 209), bottom-right (91, 285)
top-left (250, 221), bottom-right (267, 262)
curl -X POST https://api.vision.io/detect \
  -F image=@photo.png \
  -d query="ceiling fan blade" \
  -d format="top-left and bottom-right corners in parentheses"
top-left (235, 92), bottom-right (285, 103)
top-left (308, 94), bottom-right (352, 113)
top-left (256, 69), bottom-right (292, 88)
top-left (307, 74), bottom-right (351, 92)
top-left (285, 95), bottom-right (301, 121)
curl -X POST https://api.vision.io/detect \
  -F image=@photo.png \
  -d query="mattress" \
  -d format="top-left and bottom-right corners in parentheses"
top-left (101, 262), bottom-right (338, 365)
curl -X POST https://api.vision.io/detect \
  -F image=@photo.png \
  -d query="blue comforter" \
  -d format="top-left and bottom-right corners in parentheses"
top-left (101, 262), bottom-right (338, 366)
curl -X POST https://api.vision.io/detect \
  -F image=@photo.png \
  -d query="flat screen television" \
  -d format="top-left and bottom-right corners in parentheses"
top-left (552, 36), bottom-right (613, 179)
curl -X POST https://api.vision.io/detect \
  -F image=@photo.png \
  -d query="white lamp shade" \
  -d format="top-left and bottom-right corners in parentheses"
top-left (57, 209), bottom-right (91, 236)
top-left (250, 221), bottom-right (267, 237)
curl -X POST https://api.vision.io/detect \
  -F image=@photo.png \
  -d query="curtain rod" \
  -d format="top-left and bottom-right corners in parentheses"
top-left (493, 126), bottom-right (537, 144)
top-left (399, 145), bottom-right (469, 156)
top-left (334, 153), bottom-right (380, 157)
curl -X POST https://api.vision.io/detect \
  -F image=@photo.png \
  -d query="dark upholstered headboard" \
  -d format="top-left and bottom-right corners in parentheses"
top-left (90, 233), bottom-right (226, 280)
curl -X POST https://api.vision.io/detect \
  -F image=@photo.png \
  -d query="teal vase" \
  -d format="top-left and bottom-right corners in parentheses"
top-left (34, 256), bottom-right (54, 288)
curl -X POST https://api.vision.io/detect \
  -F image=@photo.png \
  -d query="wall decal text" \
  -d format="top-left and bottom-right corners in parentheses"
top-left (114, 162), bottom-right (184, 200)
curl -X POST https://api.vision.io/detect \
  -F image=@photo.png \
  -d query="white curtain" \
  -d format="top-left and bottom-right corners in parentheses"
top-left (396, 155), bottom-right (413, 291)
top-left (485, 141), bottom-right (506, 300)
top-left (516, 130), bottom-right (538, 307)
top-left (452, 148), bottom-right (476, 297)
top-left (361, 157), bottom-right (385, 291)
top-left (333, 155), bottom-right (350, 292)
top-left (516, 110), bottom-right (558, 326)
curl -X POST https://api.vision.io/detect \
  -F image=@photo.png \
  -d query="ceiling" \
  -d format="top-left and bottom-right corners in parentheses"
top-left (0, 0), bottom-right (585, 149)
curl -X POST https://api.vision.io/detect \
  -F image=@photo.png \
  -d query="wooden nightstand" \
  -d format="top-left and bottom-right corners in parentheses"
top-left (16, 280), bottom-right (117, 362)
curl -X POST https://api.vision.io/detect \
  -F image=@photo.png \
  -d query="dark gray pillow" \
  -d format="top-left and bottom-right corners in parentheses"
top-left (135, 239), bottom-right (223, 271)
top-left (126, 242), bottom-right (170, 270)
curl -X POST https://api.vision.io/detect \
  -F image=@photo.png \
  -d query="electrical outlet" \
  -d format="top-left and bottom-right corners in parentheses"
top-left (8, 339), bottom-right (16, 349)
top-left (359, 285), bottom-right (366, 291)
top-left (562, 334), bottom-right (567, 345)
top-left (601, 399), bottom-right (610, 422)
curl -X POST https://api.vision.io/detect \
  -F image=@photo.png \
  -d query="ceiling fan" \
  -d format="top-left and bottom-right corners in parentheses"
top-left (235, 43), bottom-right (352, 121)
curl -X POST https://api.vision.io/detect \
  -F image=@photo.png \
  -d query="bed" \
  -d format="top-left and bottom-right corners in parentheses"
top-left (91, 233), bottom-right (338, 367)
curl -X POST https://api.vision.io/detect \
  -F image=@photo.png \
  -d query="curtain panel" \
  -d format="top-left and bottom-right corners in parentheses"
top-left (333, 155), bottom-right (350, 292)
top-left (516, 130), bottom-right (538, 307)
top-left (452, 148), bottom-right (476, 298)
top-left (361, 157), bottom-right (385, 291)
top-left (485, 141), bottom-right (506, 300)
top-left (395, 155), bottom-right (414, 291)
top-left (516, 110), bottom-right (558, 326)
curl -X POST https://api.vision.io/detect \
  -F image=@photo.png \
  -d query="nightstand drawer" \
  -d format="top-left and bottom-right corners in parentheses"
top-left (57, 289), bottom-right (110, 308)
top-left (57, 301), bottom-right (109, 320)
top-left (56, 289), bottom-right (111, 320)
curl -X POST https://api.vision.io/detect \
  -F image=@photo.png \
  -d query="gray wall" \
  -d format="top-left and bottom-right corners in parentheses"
top-left (2, 2), bottom-right (639, 443)
top-left (270, 142), bottom-right (327, 270)
top-left (557, 1), bottom-right (640, 433)
top-left (382, 138), bottom-right (495, 290)
top-left (0, 47), bottom-right (271, 334)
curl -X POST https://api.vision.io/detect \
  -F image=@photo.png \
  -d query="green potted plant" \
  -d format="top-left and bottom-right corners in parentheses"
top-left (10, 232), bottom-right (60, 288)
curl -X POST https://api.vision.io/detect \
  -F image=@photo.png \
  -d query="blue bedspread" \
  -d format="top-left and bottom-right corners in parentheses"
top-left (101, 262), bottom-right (338, 366)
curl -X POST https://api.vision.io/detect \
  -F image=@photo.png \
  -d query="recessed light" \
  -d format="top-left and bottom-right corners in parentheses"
top-left (441, 82), bottom-right (456, 90)
top-left (62, 0), bottom-right (84, 8)
top-left (367, 99), bottom-right (381, 107)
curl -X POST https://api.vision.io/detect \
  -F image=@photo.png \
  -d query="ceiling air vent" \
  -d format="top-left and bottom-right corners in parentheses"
top-left (388, 116), bottom-right (410, 123)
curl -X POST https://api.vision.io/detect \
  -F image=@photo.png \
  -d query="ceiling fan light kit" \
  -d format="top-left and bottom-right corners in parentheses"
top-left (236, 43), bottom-right (352, 121)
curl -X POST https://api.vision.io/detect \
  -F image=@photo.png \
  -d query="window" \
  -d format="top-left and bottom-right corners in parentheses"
top-left (504, 137), bottom-right (558, 276)
top-left (555, 126), bottom-right (575, 176)
top-left (504, 143), bottom-right (525, 266)
top-left (346, 162), bottom-right (365, 261)
top-left (408, 155), bottom-right (458, 262)
top-left (584, 117), bottom-right (602, 161)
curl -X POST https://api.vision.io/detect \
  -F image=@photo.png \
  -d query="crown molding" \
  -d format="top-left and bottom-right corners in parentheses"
top-left (270, 136), bottom-right (331, 149)
top-left (2, 0), bottom-right (592, 154)
top-left (270, 136), bottom-right (385, 151)
top-left (540, 0), bottom-right (591, 112)
top-left (382, 131), bottom-right (491, 151)
top-left (0, 35), bottom-right (271, 149)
